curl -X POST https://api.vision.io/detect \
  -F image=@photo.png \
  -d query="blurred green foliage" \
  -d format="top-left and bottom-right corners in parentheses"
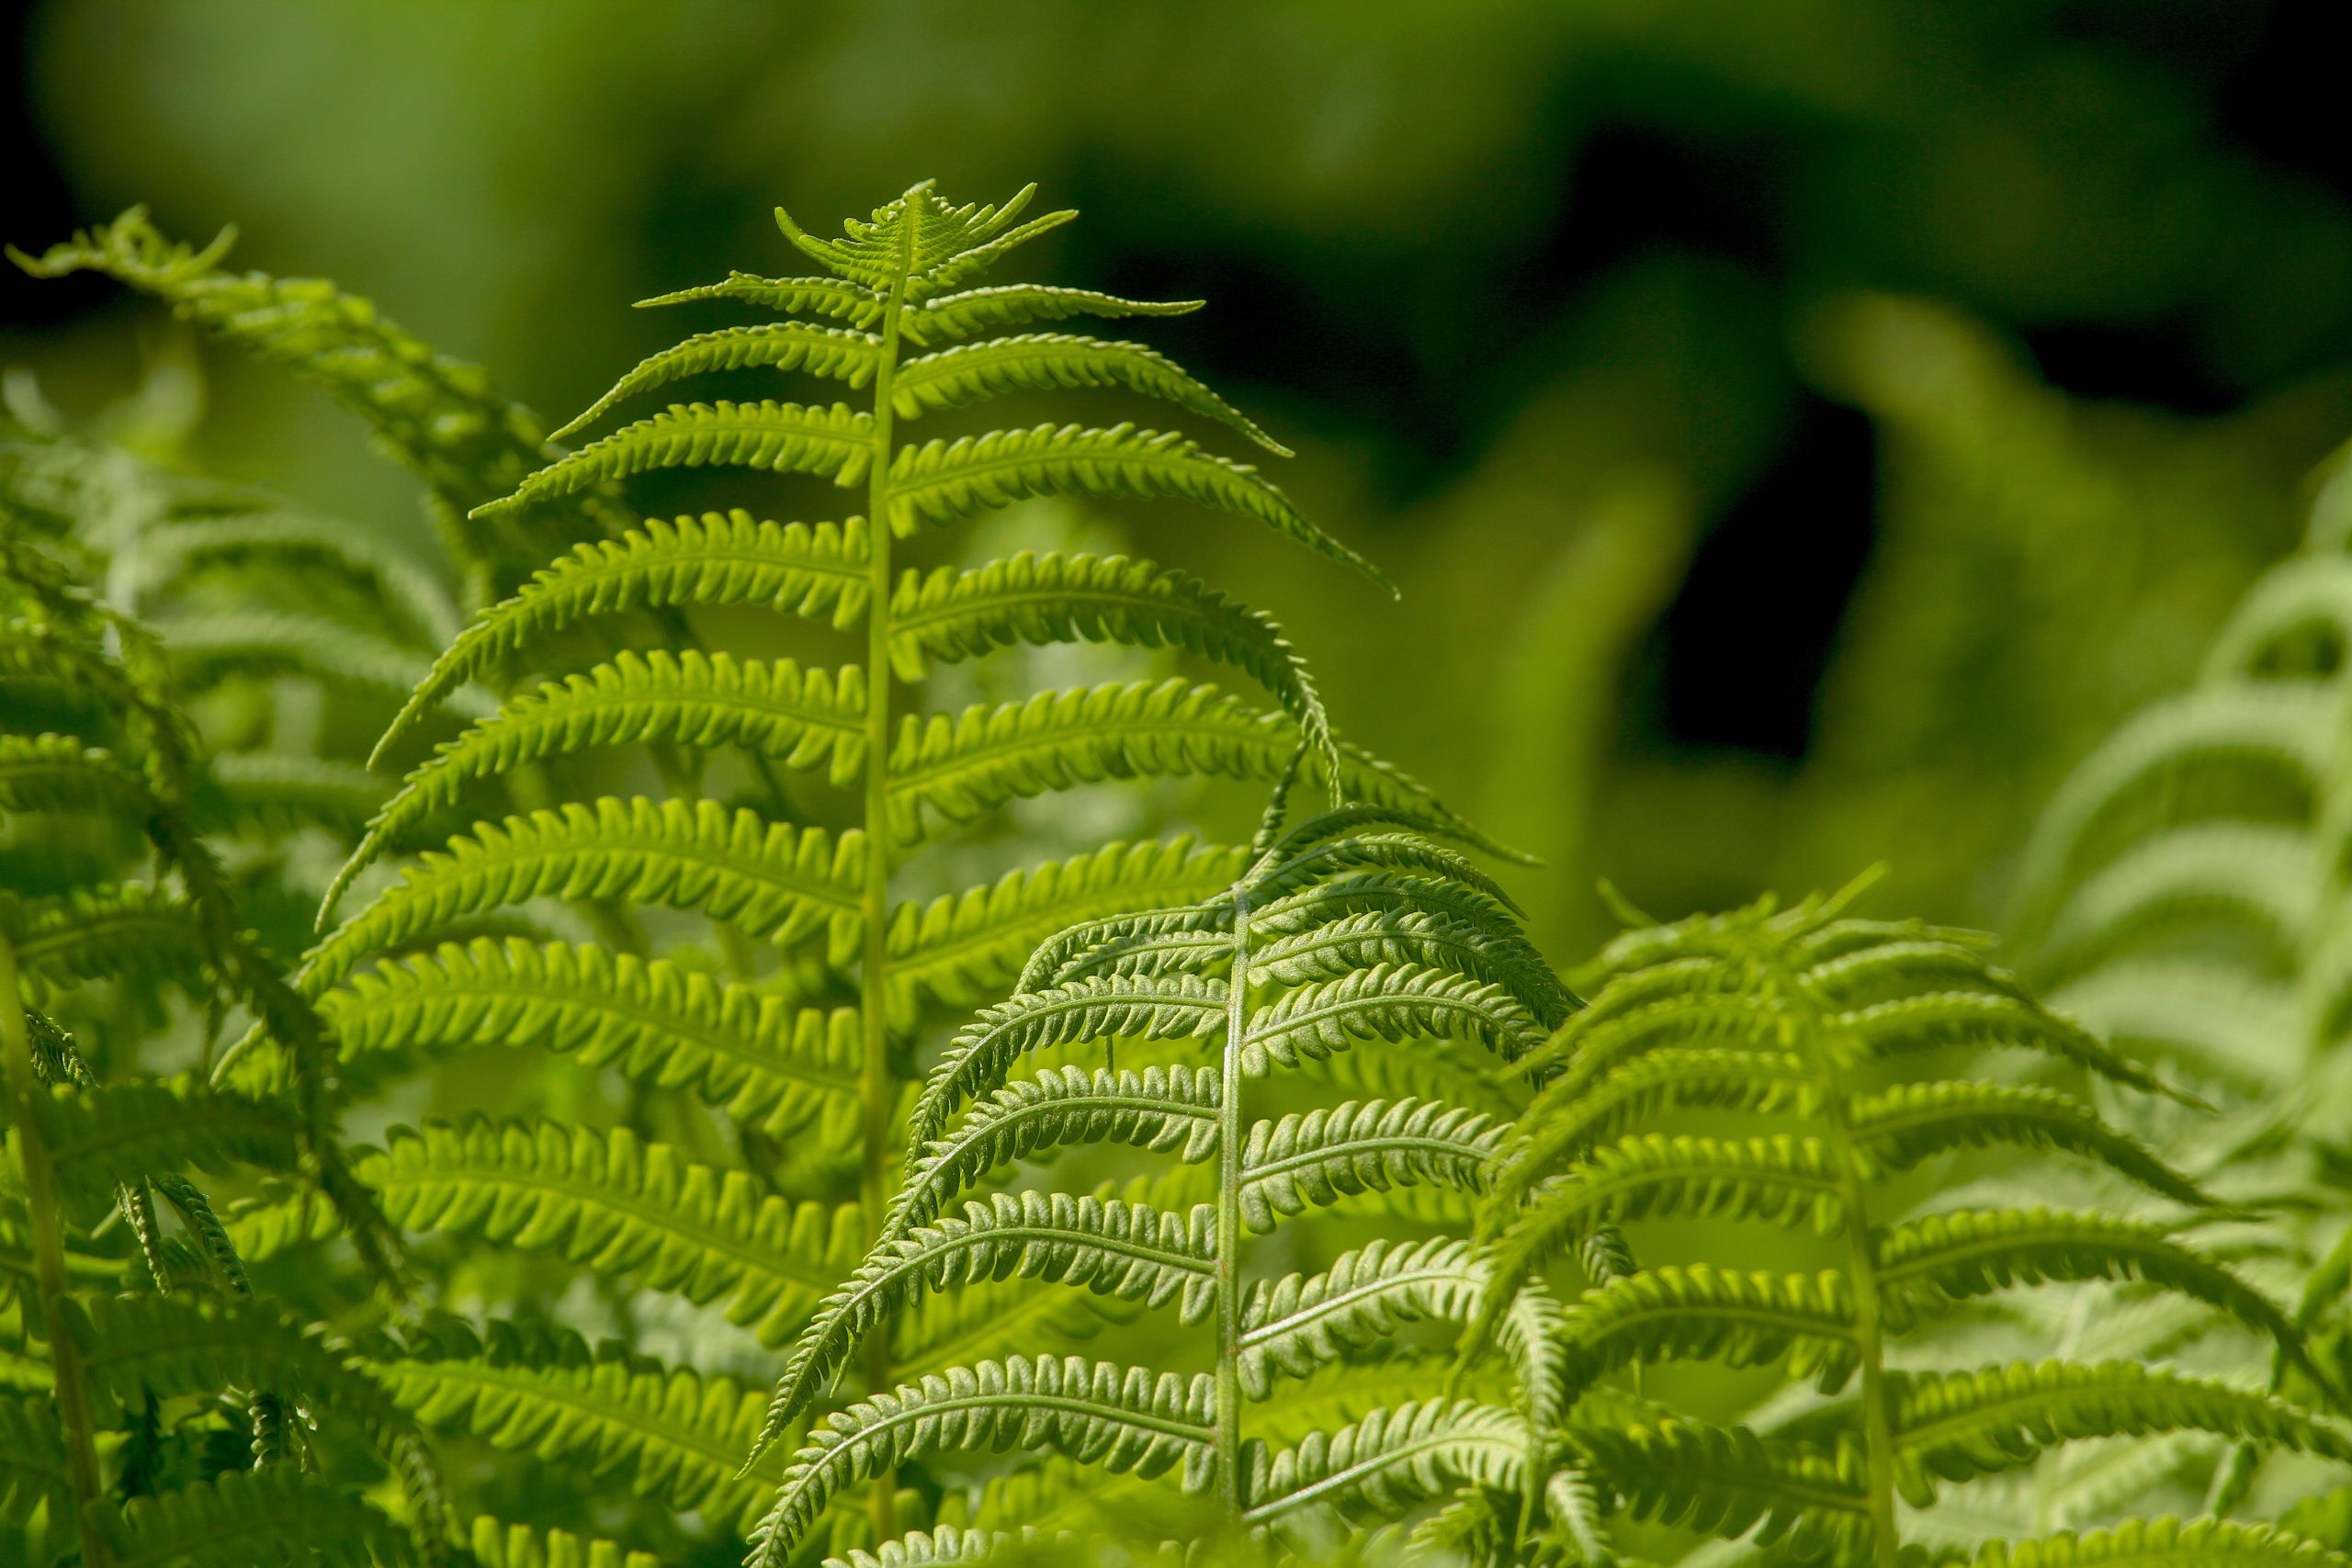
top-left (13, 0), bottom-right (2352, 956)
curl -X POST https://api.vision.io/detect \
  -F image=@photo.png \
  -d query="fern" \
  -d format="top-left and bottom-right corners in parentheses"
top-left (744, 806), bottom-right (1556, 1563)
top-left (1477, 882), bottom-right (2345, 1565)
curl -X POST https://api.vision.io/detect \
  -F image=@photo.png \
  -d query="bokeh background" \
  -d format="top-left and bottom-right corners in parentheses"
top-left (8, 0), bottom-right (2351, 960)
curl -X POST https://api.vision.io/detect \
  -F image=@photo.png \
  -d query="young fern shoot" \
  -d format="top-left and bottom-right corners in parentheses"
top-left (745, 804), bottom-right (1576, 1564)
top-left (1476, 884), bottom-right (2349, 1566)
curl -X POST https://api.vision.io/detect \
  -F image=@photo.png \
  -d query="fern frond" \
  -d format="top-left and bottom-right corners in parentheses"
top-left (893, 333), bottom-right (1287, 454)
top-left (130, 508), bottom-right (462, 645)
top-left (1845, 1081), bottom-right (2209, 1203)
top-left (0, 733), bottom-right (152, 819)
top-left (102, 1467), bottom-right (413, 1568)
top-left (1951, 1517), bottom-right (2352, 1567)
top-left (1248, 907), bottom-right (1572, 1027)
top-left (200, 751), bottom-right (389, 837)
top-left (889, 423), bottom-right (1389, 592)
top-left (1888, 1361), bottom-right (2352, 1504)
top-left (886, 1063), bottom-right (1220, 1238)
top-left (0, 1393), bottom-right (66, 1528)
top-left (465, 1517), bottom-right (661, 1568)
top-left (552, 323), bottom-right (884, 440)
top-left (472, 400), bottom-right (876, 521)
top-left (906, 976), bottom-right (1228, 1156)
top-left (373, 1319), bottom-right (783, 1533)
top-left (1240, 963), bottom-right (1542, 1075)
top-left (362, 1118), bottom-right (865, 1345)
top-left (749, 1357), bottom-right (1216, 1568)
top-left (2031, 824), bottom-right (2312, 987)
top-left (316, 938), bottom-right (861, 1140)
top-left (1242, 1399), bottom-right (1523, 1526)
top-left (70, 1293), bottom-right (404, 1434)
top-left (1557, 1266), bottom-right (1860, 1407)
top-left (300, 798), bottom-right (865, 997)
top-left (636, 271), bottom-right (885, 327)
top-left (1237, 1238), bottom-right (1486, 1398)
top-left (757, 1193), bottom-right (1216, 1446)
top-left (331, 650), bottom-right (866, 919)
top-left (1871, 1208), bottom-right (2305, 1360)
top-left (1568, 1416), bottom-right (1868, 1557)
top-left (885, 839), bottom-right (1248, 1025)
top-left (375, 513), bottom-right (869, 763)
top-left (0, 882), bottom-right (209, 996)
top-left (29, 1073), bottom-right (299, 1206)
top-left (900, 284), bottom-right (1202, 346)
top-left (158, 609), bottom-right (485, 715)
top-left (1238, 1098), bottom-right (1499, 1231)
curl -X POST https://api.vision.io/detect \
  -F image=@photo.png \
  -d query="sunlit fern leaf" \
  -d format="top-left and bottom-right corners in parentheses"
top-left (297, 798), bottom-right (865, 997)
top-left (749, 1357), bottom-right (1217, 1567)
top-left (1237, 1098), bottom-right (1499, 1232)
top-left (817, 1524), bottom-right (1053, 1568)
top-left (883, 1064), bottom-right (1221, 1239)
top-left (892, 333), bottom-right (1288, 454)
top-left (101, 1465), bottom-right (416, 1568)
top-left (305, 938), bottom-right (862, 1141)
top-left (358, 1118), bottom-right (865, 1346)
top-left (474, 400), bottom-right (876, 520)
top-left (1887, 1361), bottom-right (2352, 1504)
top-left (899, 285), bottom-right (1202, 347)
top-left (888, 423), bottom-right (1388, 592)
top-left (28, 1074), bottom-right (300, 1208)
top-left (637, 272), bottom-right (885, 327)
top-left (903, 976), bottom-right (1230, 1156)
top-left (464, 1517), bottom-right (662, 1568)
top-left (1843, 1081), bottom-right (2210, 1202)
top-left (1952, 1517), bottom-right (2352, 1566)
top-left (1247, 907), bottom-right (1571, 1027)
top-left (884, 838), bottom-right (1250, 1026)
top-left (551, 323), bottom-right (885, 440)
top-left (759, 1193), bottom-right (1217, 1443)
top-left (370, 1318), bottom-right (786, 1534)
top-left (328, 649), bottom-right (868, 918)
top-left (1240, 1399), bottom-right (1523, 1528)
top-left (1555, 1266), bottom-right (1862, 1409)
top-left (373, 512), bottom-right (871, 763)
top-left (1236, 1239), bottom-right (1493, 1399)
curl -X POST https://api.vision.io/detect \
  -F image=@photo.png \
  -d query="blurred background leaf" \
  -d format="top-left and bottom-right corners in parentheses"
top-left (9, 0), bottom-right (2352, 955)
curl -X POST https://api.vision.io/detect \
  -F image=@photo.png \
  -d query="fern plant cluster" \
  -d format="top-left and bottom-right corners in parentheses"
top-left (10, 173), bottom-right (2352, 1568)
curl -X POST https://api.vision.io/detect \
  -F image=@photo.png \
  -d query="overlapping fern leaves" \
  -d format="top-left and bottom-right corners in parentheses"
top-left (1474, 883), bottom-right (2351, 1566)
top-left (742, 803), bottom-right (1572, 1564)
top-left (0, 536), bottom-right (441, 1565)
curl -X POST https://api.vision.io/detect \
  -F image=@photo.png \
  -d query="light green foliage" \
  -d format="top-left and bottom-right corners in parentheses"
top-left (1476, 884), bottom-right (2346, 1566)
top-left (745, 805), bottom-right (1566, 1564)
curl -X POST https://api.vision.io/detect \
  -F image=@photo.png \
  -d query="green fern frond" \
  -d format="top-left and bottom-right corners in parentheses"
top-left (893, 838), bottom-right (1249, 1023)
top-left (552, 323), bottom-right (885, 440)
top-left (473, 400), bottom-right (876, 521)
top-left (0, 733), bottom-right (152, 820)
top-left (69, 1292), bottom-right (404, 1434)
top-left (905, 976), bottom-right (1228, 1156)
top-left (748, 1356), bottom-right (1216, 1568)
top-left (300, 798), bottom-right (865, 996)
top-left (0, 1393), bottom-right (66, 1528)
top-left (1239, 963), bottom-right (1543, 1075)
top-left (2031, 824), bottom-right (2312, 987)
top-left (199, 752), bottom-right (390, 837)
top-left (757, 1193), bottom-right (1216, 1446)
top-left (637, 271), bottom-right (885, 327)
top-left (374, 512), bottom-right (870, 763)
top-left (28, 1073), bottom-right (300, 1207)
top-left (1560, 1266), bottom-right (1860, 1409)
top-left (0, 882), bottom-right (210, 997)
top-left (373, 1318), bottom-right (784, 1533)
top-left (888, 423), bottom-right (1389, 592)
top-left (157, 609), bottom-right (488, 715)
top-left (130, 508), bottom-right (463, 645)
top-left (885, 1064), bottom-right (1220, 1239)
top-left (101, 1466), bottom-right (414, 1568)
top-left (893, 333), bottom-right (1287, 454)
top-left (1237, 1098), bottom-right (1499, 1231)
top-left (1242, 1399), bottom-right (1523, 1526)
top-left (1887, 1361), bottom-right (2352, 1504)
top-left (314, 938), bottom-right (862, 1140)
top-left (817, 1525), bottom-right (1041, 1568)
top-left (1843, 1081), bottom-right (2210, 1202)
top-left (465, 1517), bottom-right (661, 1568)
top-left (360, 1118), bottom-right (865, 1346)
top-left (1237, 1238), bottom-right (1487, 1398)
top-left (1950, 1517), bottom-right (2352, 1567)
top-left (1568, 1416), bottom-right (1868, 1558)
top-left (330, 650), bottom-right (867, 919)
top-left (900, 284), bottom-right (1202, 346)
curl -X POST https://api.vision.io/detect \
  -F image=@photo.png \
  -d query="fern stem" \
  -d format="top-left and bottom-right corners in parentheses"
top-left (1764, 939), bottom-right (1899, 1567)
top-left (0, 934), bottom-right (113, 1567)
top-left (853, 197), bottom-right (920, 1547)
top-left (1214, 879), bottom-right (1251, 1524)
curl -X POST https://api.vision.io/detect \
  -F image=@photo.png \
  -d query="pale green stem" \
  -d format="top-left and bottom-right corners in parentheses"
top-left (1215, 880), bottom-right (1252, 1523)
top-left (1, 935), bottom-right (111, 1566)
top-left (854, 206), bottom-right (919, 1546)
